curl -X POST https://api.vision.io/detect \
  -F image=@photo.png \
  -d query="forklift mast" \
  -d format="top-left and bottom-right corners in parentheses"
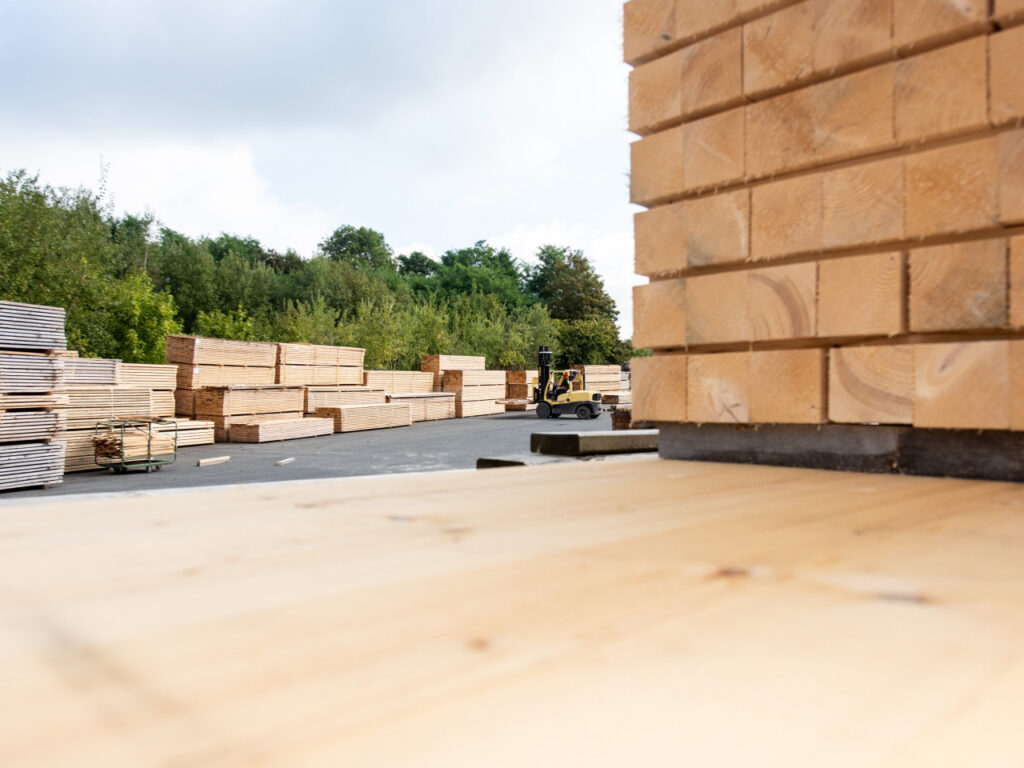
top-left (537, 346), bottom-right (552, 402)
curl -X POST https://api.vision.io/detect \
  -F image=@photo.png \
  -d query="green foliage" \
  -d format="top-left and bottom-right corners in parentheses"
top-left (0, 169), bottom-right (630, 367)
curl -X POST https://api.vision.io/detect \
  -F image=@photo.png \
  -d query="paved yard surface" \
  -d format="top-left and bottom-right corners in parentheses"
top-left (5, 410), bottom-right (613, 499)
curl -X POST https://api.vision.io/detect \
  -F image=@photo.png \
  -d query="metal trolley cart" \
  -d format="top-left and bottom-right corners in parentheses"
top-left (93, 420), bottom-right (178, 473)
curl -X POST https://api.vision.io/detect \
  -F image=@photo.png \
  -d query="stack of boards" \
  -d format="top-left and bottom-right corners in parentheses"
top-left (425, 355), bottom-right (505, 418)
top-left (193, 386), bottom-right (305, 442)
top-left (167, 335), bottom-right (278, 391)
top-left (573, 365), bottom-right (624, 396)
top-left (627, 0), bottom-right (1024, 445)
top-left (364, 366), bottom-right (456, 422)
top-left (277, 343), bottom-right (365, 386)
top-left (315, 404), bottom-right (413, 433)
top-left (504, 370), bottom-right (538, 411)
top-left (385, 393), bottom-right (455, 422)
top-left (0, 301), bottom-right (67, 491)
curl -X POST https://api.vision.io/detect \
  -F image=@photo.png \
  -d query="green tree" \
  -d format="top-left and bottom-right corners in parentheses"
top-left (524, 245), bottom-right (618, 322)
top-left (195, 307), bottom-right (257, 341)
top-left (318, 225), bottom-right (395, 271)
top-left (433, 241), bottom-right (529, 309)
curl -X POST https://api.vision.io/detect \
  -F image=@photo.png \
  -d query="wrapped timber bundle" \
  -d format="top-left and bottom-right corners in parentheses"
top-left (442, 369), bottom-right (506, 418)
top-left (0, 301), bottom-right (67, 491)
top-left (626, 0), bottom-right (1024, 479)
top-left (385, 392), bottom-right (456, 422)
top-left (0, 301), bottom-right (67, 352)
top-left (305, 386), bottom-right (386, 413)
top-left (504, 369), bottom-right (539, 411)
top-left (363, 370), bottom-right (435, 395)
top-left (64, 357), bottom-right (121, 387)
top-left (228, 417), bottom-right (334, 443)
top-left (315, 403), bottom-right (412, 433)
top-left (276, 343), bottom-right (365, 386)
top-left (194, 385), bottom-right (305, 442)
top-left (121, 363), bottom-right (177, 390)
top-left (572, 365), bottom-right (622, 394)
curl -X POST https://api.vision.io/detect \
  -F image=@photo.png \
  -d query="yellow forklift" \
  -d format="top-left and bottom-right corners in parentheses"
top-left (533, 346), bottom-right (603, 420)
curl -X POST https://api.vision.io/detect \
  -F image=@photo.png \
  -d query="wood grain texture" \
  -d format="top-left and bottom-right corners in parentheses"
top-left (751, 173), bottom-right (823, 260)
top-left (687, 351), bottom-right (750, 423)
top-left (1011, 236), bottom-right (1024, 328)
top-left (635, 203), bottom-right (686, 276)
top-left (905, 137), bottom-right (999, 237)
top-left (686, 189), bottom-right (750, 267)
top-left (685, 272), bottom-right (748, 345)
top-left (742, 1), bottom-right (813, 96)
top-left (994, 0), bottom-right (1024, 23)
top-left (991, 26), bottom-right (1024, 126)
top-left (893, 0), bottom-right (989, 49)
top-left (630, 125), bottom-right (685, 206)
top-left (811, 0), bottom-right (892, 74)
top-left (750, 348), bottom-right (826, 423)
top-left (909, 239), bottom-right (1008, 332)
top-left (829, 344), bottom-right (915, 424)
top-left (633, 280), bottom-right (686, 348)
top-left (999, 129), bottom-right (1024, 225)
top-left (817, 252), bottom-right (906, 338)
top-left (914, 341), bottom-right (1011, 429)
top-left (683, 107), bottom-right (745, 191)
top-left (631, 354), bottom-right (687, 421)
top-left (747, 262), bottom-right (817, 340)
top-left (677, 27), bottom-right (743, 119)
top-left (894, 37), bottom-right (988, 144)
top-left (629, 49), bottom-right (684, 134)
top-left (623, 0), bottom-right (676, 64)
top-left (821, 157), bottom-right (904, 248)
top-left (1012, 341), bottom-right (1024, 429)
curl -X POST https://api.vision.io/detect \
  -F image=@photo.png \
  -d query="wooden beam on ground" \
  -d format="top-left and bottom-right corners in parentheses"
top-left (530, 429), bottom-right (659, 456)
top-left (197, 455), bottom-right (230, 467)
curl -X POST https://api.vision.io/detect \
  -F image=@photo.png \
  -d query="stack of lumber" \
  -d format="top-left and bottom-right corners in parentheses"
top-left (229, 417), bottom-right (334, 443)
top-left (385, 392), bottom-right (456, 422)
top-left (276, 343), bottom-right (365, 386)
top-left (93, 424), bottom-right (176, 462)
top-left (0, 301), bottom-right (66, 491)
top-left (63, 418), bottom-right (215, 473)
top-left (64, 357), bottom-right (121, 387)
top-left (194, 385), bottom-right (305, 442)
top-left (166, 335), bottom-right (277, 409)
top-left (627, 1), bottom-right (1024, 468)
top-left (602, 391), bottom-right (632, 405)
top-left (151, 419), bottom-right (216, 447)
top-left (315, 403), bottom-right (412, 433)
top-left (65, 388), bottom-right (175, 430)
top-left (504, 369), bottom-right (538, 411)
top-left (121, 363), bottom-right (177, 390)
top-left (0, 300), bottom-right (66, 351)
top-left (364, 370), bottom-right (435, 395)
top-left (304, 386), bottom-right (386, 413)
top-left (442, 369), bottom-right (507, 418)
top-left (421, 354), bottom-right (485, 389)
top-left (572, 364), bottom-right (623, 394)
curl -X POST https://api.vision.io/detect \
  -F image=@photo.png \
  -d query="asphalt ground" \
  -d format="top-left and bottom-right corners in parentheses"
top-left (3, 410), bottom-right (614, 500)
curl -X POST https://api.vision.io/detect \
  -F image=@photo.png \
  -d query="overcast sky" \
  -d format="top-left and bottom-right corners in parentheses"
top-left (0, 0), bottom-right (641, 334)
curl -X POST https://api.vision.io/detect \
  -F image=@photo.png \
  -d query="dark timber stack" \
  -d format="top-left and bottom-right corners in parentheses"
top-left (626, 0), bottom-right (1024, 480)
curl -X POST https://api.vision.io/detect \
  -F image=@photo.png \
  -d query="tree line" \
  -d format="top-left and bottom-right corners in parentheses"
top-left (0, 170), bottom-right (639, 369)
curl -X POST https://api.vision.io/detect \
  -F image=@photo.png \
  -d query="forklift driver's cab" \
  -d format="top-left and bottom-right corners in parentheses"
top-left (534, 346), bottom-right (602, 420)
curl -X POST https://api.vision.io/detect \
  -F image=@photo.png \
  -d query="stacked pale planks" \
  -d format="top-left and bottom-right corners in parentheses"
top-left (315, 404), bottom-right (413, 433)
top-left (276, 343), bottom-right (364, 386)
top-left (305, 386), bottom-right (386, 413)
top-left (504, 369), bottom-right (539, 411)
top-left (364, 370), bottom-right (436, 394)
top-left (229, 417), bottom-right (334, 443)
top-left (194, 386), bottom-right (305, 442)
top-left (385, 392), bottom-right (457, 421)
top-left (121, 363), bottom-right (177, 389)
top-left (427, 355), bottom-right (506, 418)
top-left (0, 302), bottom-right (67, 490)
top-left (628, 0), bottom-right (1024, 434)
top-left (572, 364), bottom-right (624, 395)
top-left (64, 357), bottom-right (121, 387)
top-left (167, 335), bottom-right (278, 398)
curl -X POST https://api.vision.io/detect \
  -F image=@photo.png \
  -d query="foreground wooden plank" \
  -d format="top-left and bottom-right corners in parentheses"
top-left (3, 459), bottom-right (1024, 765)
top-left (530, 429), bottom-right (659, 456)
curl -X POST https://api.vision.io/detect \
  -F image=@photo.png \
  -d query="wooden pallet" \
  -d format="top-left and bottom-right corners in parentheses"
top-left (64, 357), bottom-right (121, 387)
top-left (121, 363), bottom-right (177, 390)
top-left (315, 404), bottom-right (413, 433)
top-left (420, 354), bottom-right (485, 372)
top-left (363, 371), bottom-right (436, 394)
top-left (0, 352), bottom-right (65, 393)
top-left (0, 300), bottom-right (66, 351)
top-left (194, 386), bottom-right (305, 417)
top-left (0, 441), bottom-right (64, 490)
top-left (176, 363), bottom-right (276, 389)
top-left (165, 335), bottom-right (277, 367)
top-left (385, 393), bottom-right (456, 422)
top-left (277, 343), bottom-right (365, 368)
top-left (228, 417), bottom-right (334, 443)
top-left (275, 365), bottom-right (364, 386)
top-left (305, 387), bottom-right (387, 413)
top-left (456, 399), bottom-right (506, 418)
top-left (0, 411), bottom-right (65, 443)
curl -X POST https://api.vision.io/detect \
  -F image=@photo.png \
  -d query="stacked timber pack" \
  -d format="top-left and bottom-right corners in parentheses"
top-left (362, 359), bottom-right (455, 421)
top-left (167, 335), bottom-right (278, 404)
top-left (627, 0), bottom-right (1024, 476)
top-left (573, 365), bottom-right (626, 403)
top-left (0, 301), bottom-right (67, 491)
top-left (193, 385), bottom-right (305, 442)
top-left (276, 343), bottom-right (364, 386)
top-left (504, 369), bottom-right (538, 411)
top-left (425, 355), bottom-right (505, 418)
